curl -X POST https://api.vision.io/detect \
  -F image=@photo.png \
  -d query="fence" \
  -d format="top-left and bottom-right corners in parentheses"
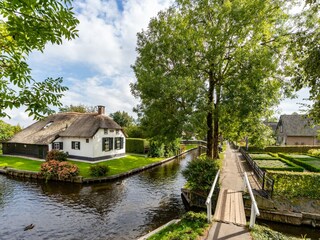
top-left (240, 148), bottom-right (274, 198)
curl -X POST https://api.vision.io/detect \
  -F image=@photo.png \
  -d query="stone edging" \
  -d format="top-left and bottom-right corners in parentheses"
top-left (0, 148), bottom-right (197, 184)
top-left (137, 219), bottom-right (181, 240)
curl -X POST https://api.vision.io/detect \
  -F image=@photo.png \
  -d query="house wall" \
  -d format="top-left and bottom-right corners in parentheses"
top-left (92, 129), bottom-right (126, 158)
top-left (50, 128), bottom-right (126, 160)
top-left (286, 136), bottom-right (320, 146)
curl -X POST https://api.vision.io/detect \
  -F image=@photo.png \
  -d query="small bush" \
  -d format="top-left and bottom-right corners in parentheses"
top-left (46, 150), bottom-right (68, 162)
top-left (308, 149), bottom-right (320, 157)
top-left (182, 156), bottom-right (220, 193)
top-left (41, 160), bottom-right (79, 181)
top-left (89, 164), bottom-right (109, 177)
top-left (148, 141), bottom-right (164, 157)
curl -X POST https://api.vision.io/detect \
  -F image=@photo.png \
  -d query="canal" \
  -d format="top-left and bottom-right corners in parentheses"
top-left (0, 150), bottom-right (199, 240)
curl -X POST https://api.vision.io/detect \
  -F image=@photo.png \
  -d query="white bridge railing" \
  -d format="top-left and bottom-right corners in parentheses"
top-left (243, 172), bottom-right (260, 228)
top-left (205, 170), bottom-right (220, 223)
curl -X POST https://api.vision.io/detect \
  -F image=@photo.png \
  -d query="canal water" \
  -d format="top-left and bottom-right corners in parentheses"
top-left (0, 150), bottom-right (199, 240)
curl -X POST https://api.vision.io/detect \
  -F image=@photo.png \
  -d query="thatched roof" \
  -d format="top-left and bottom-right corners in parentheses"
top-left (277, 114), bottom-right (320, 136)
top-left (7, 112), bottom-right (122, 145)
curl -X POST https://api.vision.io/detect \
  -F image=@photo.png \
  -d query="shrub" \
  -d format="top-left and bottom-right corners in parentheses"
top-left (46, 150), bottom-right (68, 162)
top-left (148, 141), bottom-right (164, 157)
top-left (182, 156), bottom-right (220, 193)
top-left (308, 149), bottom-right (320, 158)
top-left (41, 160), bottom-right (79, 181)
top-left (89, 164), bottom-right (109, 177)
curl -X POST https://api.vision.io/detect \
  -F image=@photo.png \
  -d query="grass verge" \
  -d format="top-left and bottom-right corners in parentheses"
top-left (147, 211), bottom-right (209, 240)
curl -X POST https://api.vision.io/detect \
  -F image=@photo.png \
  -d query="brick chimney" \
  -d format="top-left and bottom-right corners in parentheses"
top-left (97, 105), bottom-right (105, 115)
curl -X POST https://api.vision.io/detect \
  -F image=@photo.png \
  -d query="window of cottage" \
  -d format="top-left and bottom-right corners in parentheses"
top-left (102, 137), bottom-right (113, 151)
top-left (72, 141), bottom-right (81, 150)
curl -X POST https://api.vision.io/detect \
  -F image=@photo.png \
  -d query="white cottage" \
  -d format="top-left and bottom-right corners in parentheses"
top-left (3, 106), bottom-right (126, 161)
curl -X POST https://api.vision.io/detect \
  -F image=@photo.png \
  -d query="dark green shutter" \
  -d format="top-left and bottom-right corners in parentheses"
top-left (120, 138), bottom-right (124, 149)
top-left (102, 138), bottom-right (106, 151)
top-left (60, 142), bottom-right (63, 150)
top-left (72, 142), bottom-right (75, 149)
top-left (109, 138), bottom-right (113, 151)
top-left (78, 142), bottom-right (80, 150)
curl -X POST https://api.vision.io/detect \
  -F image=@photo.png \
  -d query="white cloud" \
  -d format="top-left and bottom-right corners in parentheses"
top-left (4, 0), bottom-right (172, 127)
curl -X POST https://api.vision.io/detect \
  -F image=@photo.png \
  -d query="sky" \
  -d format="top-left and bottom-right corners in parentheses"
top-left (3, 0), bottom-right (311, 127)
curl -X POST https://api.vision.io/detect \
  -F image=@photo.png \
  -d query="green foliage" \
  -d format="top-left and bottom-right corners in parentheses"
top-left (267, 171), bottom-right (320, 199)
top-left (0, 0), bottom-right (79, 119)
top-left (0, 120), bottom-right (21, 141)
top-left (182, 156), bottom-right (220, 192)
top-left (40, 160), bottom-right (79, 181)
top-left (278, 153), bottom-right (320, 172)
top-left (125, 138), bottom-right (148, 154)
top-left (110, 111), bottom-right (134, 127)
top-left (46, 150), bottom-right (68, 162)
top-left (89, 164), bottom-right (109, 177)
top-left (147, 139), bottom-right (180, 157)
top-left (147, 211), bottom-right (208, 240)
top-left (59, 104), bottom-right (97, 113)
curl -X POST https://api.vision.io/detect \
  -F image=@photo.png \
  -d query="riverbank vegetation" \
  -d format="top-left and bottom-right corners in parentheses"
top-left (147, 211), bottom-right (209, 240)
top-left (251, 224), bottom-right (306, 240)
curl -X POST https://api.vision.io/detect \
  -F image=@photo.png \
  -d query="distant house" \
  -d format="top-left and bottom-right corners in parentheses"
top-left (276, 114), bottom-right (320, 145)
top-left (2, 106), bottom-right (126, 161)
top-left (264, 121), bottom-right (278, 134)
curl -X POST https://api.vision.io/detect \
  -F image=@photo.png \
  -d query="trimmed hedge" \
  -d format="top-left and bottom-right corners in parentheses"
top-left (247, 145), bottom-right (320, 153)
top-left (125, 138), bottom-right (148, 154)
top-left (278, 153), bottom-right (320, 172)
top-left (267, 171), bottom-right (320, 199)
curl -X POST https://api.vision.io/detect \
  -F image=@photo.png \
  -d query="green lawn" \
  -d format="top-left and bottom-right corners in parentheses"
top-left (255, 159), bottom-right (290, 168)
top-left (0, 155), bottom-right (165, 178)
top-left (70, 155), bottom-right (164, 178)
top-left (0, 155), bottom-right (43, 171)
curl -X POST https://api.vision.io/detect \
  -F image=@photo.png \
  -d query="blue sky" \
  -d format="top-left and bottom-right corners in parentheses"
top-left (3, 0), bottom-right (311, 127)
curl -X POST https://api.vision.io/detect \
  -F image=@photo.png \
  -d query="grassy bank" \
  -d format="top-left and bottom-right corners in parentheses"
top-left (0, 155), bottom-right (164, 178)
top-left (251, 224), bottom-right (306, 240)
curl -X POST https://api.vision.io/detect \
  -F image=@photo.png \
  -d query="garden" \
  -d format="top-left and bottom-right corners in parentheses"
top-left (245, 148), bottom-right (320, 199)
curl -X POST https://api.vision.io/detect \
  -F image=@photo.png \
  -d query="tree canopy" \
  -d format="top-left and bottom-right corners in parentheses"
top-left (0, 0), bottom-right (79, 119)
top-left (110, 111), bottom-right (135, 128)
top-left (132, 0), bottom-right (289, 158)
top-left (59, 104), bottom-right (97, 113)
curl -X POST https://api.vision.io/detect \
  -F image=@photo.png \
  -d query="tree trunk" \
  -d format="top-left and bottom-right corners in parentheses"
top-left (213, 84), bottom-right (221, 159)
top-left (206, 71), bottom-right (214, 158)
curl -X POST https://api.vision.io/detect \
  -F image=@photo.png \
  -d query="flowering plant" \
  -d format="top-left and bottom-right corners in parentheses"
top-left (41, 160), bottom-right (79, 181)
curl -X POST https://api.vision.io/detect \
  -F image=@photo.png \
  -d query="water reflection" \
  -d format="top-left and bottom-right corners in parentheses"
top-left (0, 150), bottom-right (198, 240)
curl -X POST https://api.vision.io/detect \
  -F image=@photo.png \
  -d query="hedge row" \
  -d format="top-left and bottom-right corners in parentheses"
top-left (247, 145), bottom-right (320, 153)
top-left (125, 138), bottom-right (149, 154)
top-left (267, 171), bottom-right (320, 199)
top-left (278, 153), bottom-right (320, 172)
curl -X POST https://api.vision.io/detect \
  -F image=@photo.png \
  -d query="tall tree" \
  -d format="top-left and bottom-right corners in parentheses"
top-left (0, 0), bottom-right (79, 119)
top-left (110, 111), bottom-right (135, 127)
top-left (132, 0), bottom-right (288, 158)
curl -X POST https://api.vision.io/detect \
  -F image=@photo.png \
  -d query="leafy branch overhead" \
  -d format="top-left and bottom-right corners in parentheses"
top-left (0, 0), bottom-right (79, 119)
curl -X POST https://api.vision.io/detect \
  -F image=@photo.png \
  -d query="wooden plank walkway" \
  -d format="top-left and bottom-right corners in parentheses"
top-left (213, 188), bottom-right (246, 226)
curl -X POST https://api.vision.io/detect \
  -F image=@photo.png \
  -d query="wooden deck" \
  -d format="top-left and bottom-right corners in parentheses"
top-left (214, 188), bottom-right (246, 226)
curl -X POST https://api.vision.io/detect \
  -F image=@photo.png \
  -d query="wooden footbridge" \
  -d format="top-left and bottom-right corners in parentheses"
top-left (213, 188), bottom-right (247, 226)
